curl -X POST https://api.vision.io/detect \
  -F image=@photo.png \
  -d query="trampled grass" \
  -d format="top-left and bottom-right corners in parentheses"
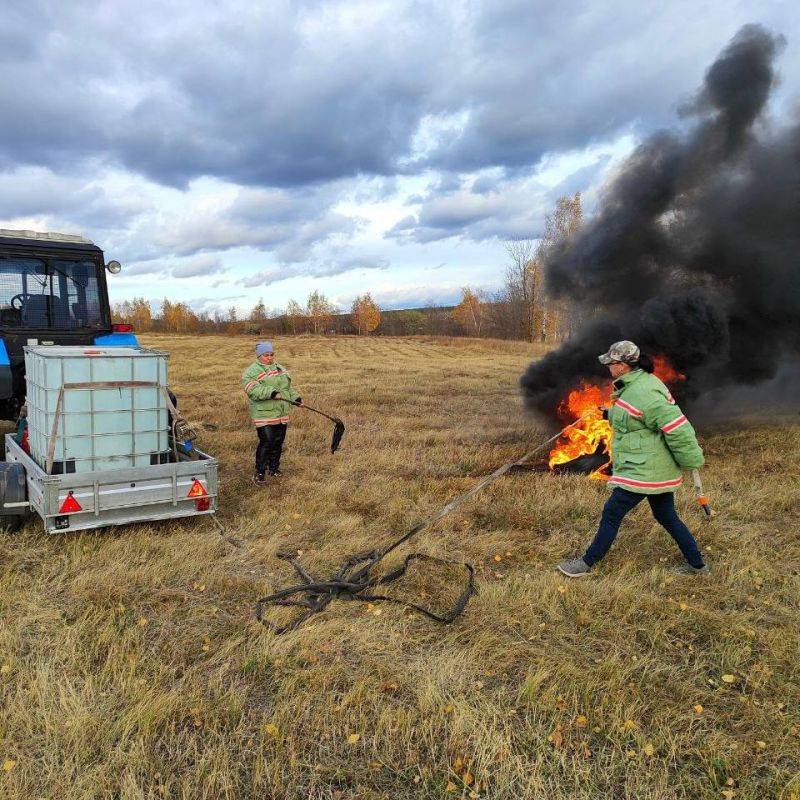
top-left (1, 334), bottom-right (798, 799)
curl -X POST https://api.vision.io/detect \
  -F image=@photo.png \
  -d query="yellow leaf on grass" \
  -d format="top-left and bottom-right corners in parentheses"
top-left (446, 781), bottom-right (458, 792)
top-left (557, 585), bottom-right (567, 594)
top-left (547, 728), bottom-right (564, 748)
top-left (721, 674), bottom-right (736, 683)
top-left (679, 602), bottom-right (689, 611)
top-left (264, 723), bottom-right (278, 738)
top-left (137, 617), bottom-right (148, 627)
top-left (493, 555), bottom-right (502, 562)
top-left (453, 757), bottom-right (463, 772)
top-left (463, 771), bottom-right (474, 786)
top-left (2, 759), bottom-right (16, 772)
top-left (347, 733), bottom-right (360, 744)
top-left (575, 715), bottom-right (588, 728)
top-left (755, 740), bottom-right (766, 750)
top-left (693, 704), bottom-right (704, 714)
top-left (621, 719), bottom-right (637, 732)
top-left (721, 791), bottom-right (735, 799)
top-left (0, 664), bottom-right (10, 675)
top-left (443, 704), bottom-right (454, 714)
top-left (643, 742), bottom-right (655, 757)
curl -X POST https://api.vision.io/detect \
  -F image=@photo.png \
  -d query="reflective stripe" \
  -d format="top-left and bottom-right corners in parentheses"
top-left (253, 416), bottom-right (290, 426)
top-left (666, 392), bottom-right (676, 405)
top-left (661, 414), bottom-right (688, 434)
top-left (614, 399), bottom-right (644, 418)
top-left (610, 475), bottom-right (684, 489)
top-left (244, 381), bottom-right (256, 392)
top-left (254, 369), bottom-right (285, 380)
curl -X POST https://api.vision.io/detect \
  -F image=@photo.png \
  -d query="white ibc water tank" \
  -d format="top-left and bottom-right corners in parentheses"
top-left (24, 346), bottom-right (170, 473)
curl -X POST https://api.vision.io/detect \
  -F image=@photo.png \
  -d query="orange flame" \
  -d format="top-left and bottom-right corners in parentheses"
top-left (547, 356), bottom-right (685, 479)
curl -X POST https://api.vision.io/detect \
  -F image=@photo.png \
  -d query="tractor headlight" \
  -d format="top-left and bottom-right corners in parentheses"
top-left (106, 260), bottom-right (122, 274)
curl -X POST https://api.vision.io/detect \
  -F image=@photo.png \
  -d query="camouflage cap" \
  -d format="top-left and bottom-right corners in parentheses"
top-left (598, 340), bottom-right (640, 365)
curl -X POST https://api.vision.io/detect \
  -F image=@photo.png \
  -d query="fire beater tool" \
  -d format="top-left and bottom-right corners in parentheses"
top-left (691, 468), bottom-right (715, 518)
top-left (282, 398), bottom-right (345, 453)
top-left (255, 414), bottom-right (594, 634)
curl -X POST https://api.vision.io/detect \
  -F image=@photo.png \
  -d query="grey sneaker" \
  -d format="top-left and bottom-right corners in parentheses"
top-left (671, 561), bottom-right (710, 575)
top-left (557, 557), bottom-right (592, 578)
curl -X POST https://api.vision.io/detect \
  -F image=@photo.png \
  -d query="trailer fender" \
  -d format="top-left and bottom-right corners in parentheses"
top-left (0, 461), bottom-right (28, 520)
top-left (94, 332), bottom-right (139, 347)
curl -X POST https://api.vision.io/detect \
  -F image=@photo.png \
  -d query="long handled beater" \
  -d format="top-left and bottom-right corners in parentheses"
top-left (256, 414), bottom-right (592, 633)
top-left (283, 398), bottom-right (345, 453)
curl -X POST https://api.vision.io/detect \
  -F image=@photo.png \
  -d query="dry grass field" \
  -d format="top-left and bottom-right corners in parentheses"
top-left (1, 333), bottom-right (799, 800)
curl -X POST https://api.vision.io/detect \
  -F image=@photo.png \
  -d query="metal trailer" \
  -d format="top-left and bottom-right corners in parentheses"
top-left (2, 433), bottom-right (218, 533)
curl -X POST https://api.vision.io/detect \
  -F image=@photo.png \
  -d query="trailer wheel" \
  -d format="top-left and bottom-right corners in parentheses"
top-left (0, 516), bottom-right (23, 533)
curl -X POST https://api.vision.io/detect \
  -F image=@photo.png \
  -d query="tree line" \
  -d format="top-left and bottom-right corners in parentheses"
top-left (113, 193), bottom-right (583, 343)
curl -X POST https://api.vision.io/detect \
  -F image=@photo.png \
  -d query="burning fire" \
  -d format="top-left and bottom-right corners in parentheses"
top-left (548, 357), bottom-right (686, 479)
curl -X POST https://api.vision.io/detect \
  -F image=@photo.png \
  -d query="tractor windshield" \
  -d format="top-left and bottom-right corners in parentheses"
top-left (0, 256), bottom-right (105, 330)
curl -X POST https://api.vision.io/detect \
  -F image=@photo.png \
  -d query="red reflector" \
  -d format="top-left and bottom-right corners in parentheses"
top-left (59, 491), bottom-right (83, 514)
top-left (187, 479), bottom-right (208, 498)
top-left (195, 497), bottom-right (211, 512)
top-left (113, 323), bottom-right (134, 333)
top-left (83, 349), bottom-right (102, 356)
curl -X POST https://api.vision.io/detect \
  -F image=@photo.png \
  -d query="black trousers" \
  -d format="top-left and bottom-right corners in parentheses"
top-left (256, 423), bottom-right (287, 475)
top-left (583, 487), bottom-right (705, 568)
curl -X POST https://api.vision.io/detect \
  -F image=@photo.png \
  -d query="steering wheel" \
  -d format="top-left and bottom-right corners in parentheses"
top-left (10, 293), bottom-right (32, 310)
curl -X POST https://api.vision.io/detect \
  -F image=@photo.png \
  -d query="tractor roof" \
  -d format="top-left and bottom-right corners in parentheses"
top-left (0, 229), bottom-right (103, 254)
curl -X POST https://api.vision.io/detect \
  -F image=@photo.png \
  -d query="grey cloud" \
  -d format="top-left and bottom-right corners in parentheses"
top-left (171, 253), bottom-right (225, 278)
top-left (240, 255), bottom-right (389, 288)
top-left (120, 252), bottom-right (226, 278)
top-left (389, 156), bottom-right (617, 243)
top-left (388, 179), bottom-right (548, 243)
top-left (2, 2), bottom-right (794, 190)
top-left (0, 167), bottom-right (149, 230)
top-left (363, 285), bottom-right (464, 310)
top-left (144, 185), bottom-right (357, 262)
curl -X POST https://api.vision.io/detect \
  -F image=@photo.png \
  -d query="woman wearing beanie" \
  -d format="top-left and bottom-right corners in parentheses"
top-left (242, 341), bottom-right (302, 484)
top-left (558, 340), bottom-right (708, 577)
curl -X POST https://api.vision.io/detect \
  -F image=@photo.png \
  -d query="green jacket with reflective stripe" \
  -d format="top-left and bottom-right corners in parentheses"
top-left (608, 369), bottom-right (704, 494)
top-left (242, 361), bottom-right (300, 426)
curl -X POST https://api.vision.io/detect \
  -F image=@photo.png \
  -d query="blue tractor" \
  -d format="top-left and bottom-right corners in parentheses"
top-left (0, 229), bottom-right (137, 420)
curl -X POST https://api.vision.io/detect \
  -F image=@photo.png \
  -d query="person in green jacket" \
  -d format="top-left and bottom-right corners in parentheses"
top-left (558, 340), bottom-right (708, 577)
top-left (242, 341), bottom-right (302, 483)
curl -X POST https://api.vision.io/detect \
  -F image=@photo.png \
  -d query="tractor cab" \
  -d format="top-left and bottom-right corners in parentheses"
top-left (0, 230), bottom-right (134, 420)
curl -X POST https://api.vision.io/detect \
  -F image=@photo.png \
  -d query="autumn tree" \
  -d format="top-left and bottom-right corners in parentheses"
top-left (502, 238), bottom-right (539, 341)
top-left (306, 290), bottom-right (334, 334)
top-left (452, 287), bottom-right (487, 336)
top-left (535, 192), bottom-right (583, 341)
top-left (285, 299), bottom-right (305, 334)
top-left (350, 293), bottom-right (381, 335)
top-left (250, 298), bottom-right (268, 325)
top-left (159, 298), bottom-right (199, 333)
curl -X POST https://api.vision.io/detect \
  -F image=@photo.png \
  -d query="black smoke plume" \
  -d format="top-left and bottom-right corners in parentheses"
top-left (521, 24), bottom-right (800, 420)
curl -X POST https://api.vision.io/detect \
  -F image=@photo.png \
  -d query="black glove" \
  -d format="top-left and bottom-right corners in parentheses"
top-left (295, 397), bottom-right (302, 404)
top-left (600, 406), bottom-right (609, 420)
top-left (270, 390), bottom-right (280, 399)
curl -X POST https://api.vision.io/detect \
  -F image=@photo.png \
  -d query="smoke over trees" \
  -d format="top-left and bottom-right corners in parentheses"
top-left (521, 24), bottom-right (799, 419)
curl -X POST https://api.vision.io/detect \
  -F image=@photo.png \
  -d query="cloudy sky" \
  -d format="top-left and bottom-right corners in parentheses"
top-left (1, 1), bottom-right (797, 316)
